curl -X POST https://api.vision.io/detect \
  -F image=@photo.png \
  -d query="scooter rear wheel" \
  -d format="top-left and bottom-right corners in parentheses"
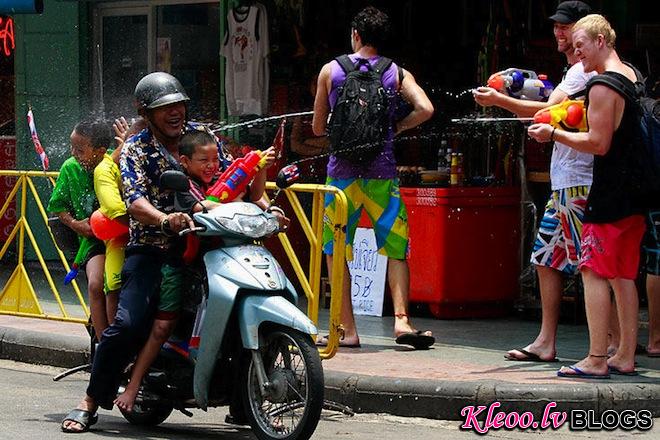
top-left (241, 327), bottom-right (324, 440)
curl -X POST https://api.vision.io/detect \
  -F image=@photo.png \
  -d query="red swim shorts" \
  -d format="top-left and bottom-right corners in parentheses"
top-left (578, 215), bottom-right (646, 280)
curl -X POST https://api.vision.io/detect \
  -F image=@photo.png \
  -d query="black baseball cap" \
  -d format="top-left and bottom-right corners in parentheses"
top-left (549, 1), bottom-right (592, 24)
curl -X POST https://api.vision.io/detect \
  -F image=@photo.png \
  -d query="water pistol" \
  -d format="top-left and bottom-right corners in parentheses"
top-left (487, 68), bottom-right (554, 101)
top-left (64, 236), bottom-right (94, 285)
top-left (533, 100), bottom-right (587, 132)
top-left (206, 150), bottom-right (268, 202)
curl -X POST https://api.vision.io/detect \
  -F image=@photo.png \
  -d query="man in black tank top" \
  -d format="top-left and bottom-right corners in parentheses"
top-left (529, 14), bottom-right (646, 378)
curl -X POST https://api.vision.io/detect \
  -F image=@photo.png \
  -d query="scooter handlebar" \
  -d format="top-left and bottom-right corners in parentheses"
top-left (178, 226), bottom-right (208, 237)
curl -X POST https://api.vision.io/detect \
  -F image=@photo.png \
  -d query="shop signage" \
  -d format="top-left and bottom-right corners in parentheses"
top-left (0, 17), bottom-right (15, 57)
top-left (347, 227), bottom-right (387, 317)
top-left (0, 136), bottom-right (16, 243)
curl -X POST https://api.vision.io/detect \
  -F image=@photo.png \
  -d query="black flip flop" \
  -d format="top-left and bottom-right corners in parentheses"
top-left (61, 408), bottom-right (98, 433)
top-left (395, 331), bottom-right (435, 350)
top-left (505, 348), bottom-right (559, 362)
top-left (608, 366), bottom-right (639, 376)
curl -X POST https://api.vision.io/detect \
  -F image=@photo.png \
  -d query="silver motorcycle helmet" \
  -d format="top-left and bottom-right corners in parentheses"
top-left (134, 72), bottom-right (190, 110)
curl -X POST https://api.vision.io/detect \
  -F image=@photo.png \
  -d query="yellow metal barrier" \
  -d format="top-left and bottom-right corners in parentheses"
top-left (0, 170), bottom-right (89, 323)
top-left (266, 182), bottom-right (348, 359)
top-left (0, 170), bottom-right (348, 359)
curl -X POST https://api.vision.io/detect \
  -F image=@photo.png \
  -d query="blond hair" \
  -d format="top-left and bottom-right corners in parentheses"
top-left (573, 14), bottom-right (616, 48)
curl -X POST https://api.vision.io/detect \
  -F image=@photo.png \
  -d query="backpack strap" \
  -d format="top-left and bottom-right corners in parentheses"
top-left (568, 88), bottom-right (586, 100)
top-left (372, 56), bottom-right (393, 77)
top-left (586, 71), bottom-right (638, 104)
top-left (335, 55), bottom-right (356, 74)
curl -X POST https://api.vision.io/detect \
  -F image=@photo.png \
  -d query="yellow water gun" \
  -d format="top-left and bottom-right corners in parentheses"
top-left (533, 100), bottom-right (587, 132)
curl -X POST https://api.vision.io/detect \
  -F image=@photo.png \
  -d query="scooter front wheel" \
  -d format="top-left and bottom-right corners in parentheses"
top-left (241, 327), bottom-right (324, 440)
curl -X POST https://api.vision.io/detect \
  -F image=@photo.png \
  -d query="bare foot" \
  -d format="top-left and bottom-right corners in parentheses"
top-left (393, 314), bottom-right (433, 339)
top-left (647, 345), bottom-right (660, 357)
top-left (114, 385), bottom-right (139, 412)
top-left (61, 396), bottom-right (97, 433)
top-left (557, 355), bottom-right (609, 377)
top-left (607, 353), bottom-right (635, 374)
top-left (315, 334), bottom-right (360, 348)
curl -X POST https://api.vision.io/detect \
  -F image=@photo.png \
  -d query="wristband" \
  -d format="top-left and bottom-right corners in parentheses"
top-left (550, 127), bottom-right (556, 142)
top-left (159, 214), bottom-right (169, 233)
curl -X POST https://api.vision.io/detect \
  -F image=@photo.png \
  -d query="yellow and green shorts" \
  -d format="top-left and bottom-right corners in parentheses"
top-left (103, 236), bottom-right (126, 293)
top-left (322, 177), bottom-right (409, 260)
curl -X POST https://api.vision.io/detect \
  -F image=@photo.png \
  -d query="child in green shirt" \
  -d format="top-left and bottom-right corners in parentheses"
top-left (48, 120), bottom-right (114, 340)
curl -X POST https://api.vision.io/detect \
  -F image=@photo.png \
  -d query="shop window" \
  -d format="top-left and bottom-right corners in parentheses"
top-left (101, 14), bottom-right (148, 120)
top-left (156, 4), bottom-right (220, 121)
top-left (97, 2), bottom-right (220, 122)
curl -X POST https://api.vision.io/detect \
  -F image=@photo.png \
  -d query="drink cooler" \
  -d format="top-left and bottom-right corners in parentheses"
top-left (399, 186), bottom-right (521, 318)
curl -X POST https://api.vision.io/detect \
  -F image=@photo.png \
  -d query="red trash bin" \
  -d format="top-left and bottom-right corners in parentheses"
top-left (402, 186), bottom-right (521, 319)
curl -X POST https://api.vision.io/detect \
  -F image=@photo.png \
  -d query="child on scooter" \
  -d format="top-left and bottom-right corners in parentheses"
top-left (114, 129), bottom-right (276, 412)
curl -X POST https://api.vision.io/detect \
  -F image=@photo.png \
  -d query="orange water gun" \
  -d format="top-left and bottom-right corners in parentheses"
top-left (533, 100), bottom-right (587, 132)
top-left (206, 150), bottom-right (268, 202)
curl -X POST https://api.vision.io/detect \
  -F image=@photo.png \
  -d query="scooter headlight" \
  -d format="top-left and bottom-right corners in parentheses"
top-left (216, 213), bottom-right (279, 238)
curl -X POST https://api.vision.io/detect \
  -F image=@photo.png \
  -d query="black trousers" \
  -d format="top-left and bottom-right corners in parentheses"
top-left (86, 247), bottom-right (164, 409)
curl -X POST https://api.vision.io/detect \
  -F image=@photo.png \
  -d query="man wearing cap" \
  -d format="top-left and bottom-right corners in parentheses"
top-left (474, 1), bottom-right (594, 363)
top-left (61, 72), bottom-right (218, 433)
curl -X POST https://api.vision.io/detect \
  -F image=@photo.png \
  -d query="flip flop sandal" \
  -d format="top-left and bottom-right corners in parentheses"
top-left (556, 365), bottom-right (610, 379)
top-left (504, 348), bottom-right (559, 362)
top-left (608, 366), bottom-right (639, 376)
top-left (61, 408), bottom-right (98, 433)
top-left (395, 330), bottom-right (435, 350)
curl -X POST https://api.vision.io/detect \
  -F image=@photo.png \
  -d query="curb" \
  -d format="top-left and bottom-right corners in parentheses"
top-left (325, 371), bottom-right (660, 420)
top-left (2, 325), bottom-right (660, 420)
top-left (0, 326), bottom-right (89, 368)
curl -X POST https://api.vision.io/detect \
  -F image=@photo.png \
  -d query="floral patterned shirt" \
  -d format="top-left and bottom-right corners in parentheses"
top-left (120, 122), bottom-right (230, 249)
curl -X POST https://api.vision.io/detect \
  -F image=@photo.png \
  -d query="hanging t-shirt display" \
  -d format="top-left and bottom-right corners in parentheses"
top-left (220, 3), bottom-right (269, 116)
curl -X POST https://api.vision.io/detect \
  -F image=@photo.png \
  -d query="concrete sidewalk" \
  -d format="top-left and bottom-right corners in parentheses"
top-left (1, 310), bottom-right (659, 421)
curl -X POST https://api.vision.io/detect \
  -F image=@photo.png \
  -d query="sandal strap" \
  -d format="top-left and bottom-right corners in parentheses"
top-left (394, 313), bottom-right (408, 318)
top-left (588, 353), bottom-right (608, 358)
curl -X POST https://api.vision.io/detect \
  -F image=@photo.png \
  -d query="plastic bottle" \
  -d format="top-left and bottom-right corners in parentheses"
top-left (437, 140), bottom-right (448, 172)
top-left (445, 147), bottom-right (453, 172)
top-left (456, 153), bottom-right (464, 186)
top-left (450, 153), bottom-right (459, 186)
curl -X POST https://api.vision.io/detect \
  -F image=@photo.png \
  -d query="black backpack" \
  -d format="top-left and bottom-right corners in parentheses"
top-left (586, 62), bottom-right (660, 192)
top-left (327, 55), bottom-right (396, 164)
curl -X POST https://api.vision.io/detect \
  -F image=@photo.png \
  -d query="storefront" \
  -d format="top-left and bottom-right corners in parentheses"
top-left (6, 0), bottom-right (660, 312)
top-left (0, 13), bottom-right (16, 243)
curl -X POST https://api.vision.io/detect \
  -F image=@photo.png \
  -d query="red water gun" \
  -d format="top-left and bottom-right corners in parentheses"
top-left (206, 150), bottom-right (268, 202)
top-left (533, 100), bottom-right (587, 132)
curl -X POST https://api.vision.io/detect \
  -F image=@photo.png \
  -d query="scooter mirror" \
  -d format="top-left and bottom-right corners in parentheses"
top-left (276, 164), bottom-right (301, 189)
top-left (160, 170), bottom-right (189, 192)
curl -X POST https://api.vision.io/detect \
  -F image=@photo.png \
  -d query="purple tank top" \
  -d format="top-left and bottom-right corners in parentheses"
top-left (327, 54), bottom-right (399, 179)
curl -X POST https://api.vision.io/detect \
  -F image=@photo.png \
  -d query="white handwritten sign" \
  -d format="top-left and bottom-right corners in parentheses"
top-left (347, 227), bottom-right (387, 316)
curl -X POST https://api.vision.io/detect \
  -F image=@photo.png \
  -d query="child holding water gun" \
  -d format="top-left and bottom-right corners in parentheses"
top-left (114, 128), bottom-right (276, 413)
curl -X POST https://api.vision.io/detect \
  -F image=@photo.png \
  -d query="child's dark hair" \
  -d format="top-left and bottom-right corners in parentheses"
top-left (73, 120), bottom-right (113, 150)
top-left (180, 130), bottom-right (216, 157)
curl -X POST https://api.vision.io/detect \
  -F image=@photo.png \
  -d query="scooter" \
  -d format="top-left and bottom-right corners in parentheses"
top-left (117, 169), bottom-right (324, 440)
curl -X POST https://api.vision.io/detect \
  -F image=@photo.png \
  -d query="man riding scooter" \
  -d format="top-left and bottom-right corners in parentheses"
top-left (62, 72), bottom-right (212, 433)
